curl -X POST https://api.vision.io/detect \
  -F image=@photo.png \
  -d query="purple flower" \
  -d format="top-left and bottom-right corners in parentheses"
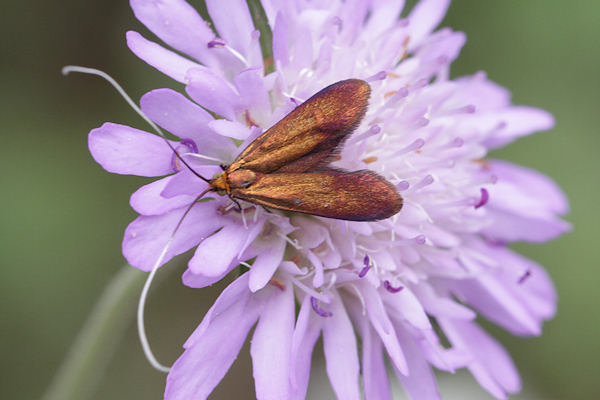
top-left (89, 0), bottom-right (570, 399)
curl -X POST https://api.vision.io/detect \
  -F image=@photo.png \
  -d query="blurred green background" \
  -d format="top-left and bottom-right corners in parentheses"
top-left (1, 1), bottom-right (598, 399)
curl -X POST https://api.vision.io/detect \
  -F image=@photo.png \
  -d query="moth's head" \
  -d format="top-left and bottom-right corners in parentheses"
top-left (210, 172), bottom-right (229, 195)
top-left (228, 169), bottom-right (257, 189)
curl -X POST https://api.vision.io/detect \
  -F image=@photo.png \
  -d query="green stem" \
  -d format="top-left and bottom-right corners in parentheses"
top-left (42, 265), bottom-right (146, 400)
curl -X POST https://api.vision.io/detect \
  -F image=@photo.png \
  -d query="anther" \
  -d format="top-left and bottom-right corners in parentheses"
top-left (412, 235), bottom-right (426, 245)
top-left (207, 38), bottom-right (226, 48)
top-left (359, 254), bottom-right (372, 278)
top-left (517, 270), bottom-right (532, 284)
top-left (383, 280), bottom-right (404, 293)
top-left (393, 138), bottom-right (425, 157)
top-left (474, 188), bottom-right (489, 209)
top-left (366, 71), bottom-right (387, 82)
top-left (269, 277), bottom-right (286, 291)
top-left (310, 297), bottom-right (333, 317)
top-left (396, 181), bottom-right (410, 191)
top-left (410, 175), bottom-right (434, 192)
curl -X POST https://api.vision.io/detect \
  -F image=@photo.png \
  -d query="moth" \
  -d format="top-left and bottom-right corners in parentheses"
top-left (203, 79), bottom-right (403, 221)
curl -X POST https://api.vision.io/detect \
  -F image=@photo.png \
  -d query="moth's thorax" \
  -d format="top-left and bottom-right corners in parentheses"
top-left (228, 169), bottom-right (257, 189)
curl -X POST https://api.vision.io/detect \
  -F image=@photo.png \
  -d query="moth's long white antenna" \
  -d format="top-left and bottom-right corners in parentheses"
top-left (62, 66), bottom-right (166, 138)
top-left (137, 189), bottom-right (210, 373)
top-left (63, 65), bottom-right (213, 373)
top-left (62, 65), bottom-right (210, 183)
top-left (137, 245), bottom-right (172, 373)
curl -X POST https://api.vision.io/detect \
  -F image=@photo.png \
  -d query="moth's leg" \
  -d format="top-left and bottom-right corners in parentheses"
top-left (229, 197), bottom-right (243, 212)
top-left (261, 205), bottom-right (273, 214)
top-left (220, 164), bottom-right (228, 171)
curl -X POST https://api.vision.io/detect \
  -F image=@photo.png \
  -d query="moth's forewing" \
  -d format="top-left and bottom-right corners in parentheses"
top-left (231, 169), bottom-right (403, 221)
top-left (229, 79), bottom-right (370, 174)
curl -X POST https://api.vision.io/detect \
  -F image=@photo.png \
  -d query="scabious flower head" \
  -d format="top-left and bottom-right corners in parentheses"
top-left (89, 0), bottom-right (570, 399)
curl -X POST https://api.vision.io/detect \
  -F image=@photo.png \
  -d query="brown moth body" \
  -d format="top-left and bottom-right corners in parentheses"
top-left (208, 79), bottom-right (403, 221)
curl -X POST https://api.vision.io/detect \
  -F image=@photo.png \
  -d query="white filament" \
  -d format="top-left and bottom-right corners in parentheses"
top-left (61, 66), bottom-right (168, 140)
top-left (137, 243), bottom-right (172, 373)
top-left (63, 65), bottom-right (171, 373)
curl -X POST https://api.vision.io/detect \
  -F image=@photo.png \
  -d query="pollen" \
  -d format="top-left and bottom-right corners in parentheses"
top-left (268, 278), bottom-right (286, 291)
top-left (362, 156), bottom-right (378, 163)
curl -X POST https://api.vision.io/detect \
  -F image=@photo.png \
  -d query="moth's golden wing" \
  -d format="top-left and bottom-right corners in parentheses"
top-left (231, 169), bottom-right (402, 221)
top-left (229, 79), bottom-right (370, 174)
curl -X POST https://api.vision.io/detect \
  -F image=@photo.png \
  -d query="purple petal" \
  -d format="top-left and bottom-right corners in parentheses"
top-left (484, 208), bottom-right (570, 243)
top-left (413, 283), bottom-right (476, 320)
top-left (165, 276), bottom-right (260, 400)
top-left (440, 319), bottom-right (521, 398)
top-left (188, 219), bottom-right (262, 276)
top-left (208, 119), bottom-right (252, 140)
top-left (393, 324), bottom-right (442, 400)
top-left (234, 67), bottom-right (271, 119)
top-left (414, 29), bottom-right (466, 81)
top-left (365, 0), bottom-right (405, 37)
top-left (141, 88), bottom-right (210, 132)
top-left (205, 0), bottom-right (261, 63)
top-left (361, 282), bottom-right (409, 375)
top-left (452, 274), bottom-right (542, 336)
top-left (185, 273), bottom-right (251, 347)
top-left (308, 250), bottom-right (325, 288)
top-left (140, 88), bottom-right (238, 164)
top-left (130, 174), bottom-right (195, 216)
top-left (290, 296), bottom-right (322, 400)
top-left (453, 241), bottom-right (556, 335)
top-left (346, 296), bottom-right (392, 400)
top-left (481, 107), bottom-right (555, 149)
top-left (498, 251), bottom-right (557, 321)
top-left (337, 0), bottom-right (369, 44)
top-left (322, 293), bottom-right (361, 400)
top-left (89, 122), bottom-right (173, 176)
top-left (488, 160), bottom-right (569, 215)
top-left (292, 216), bottom-right (326, 249)
top-left (383, 287), bottom-right (431, 331)
top-left (249, 239), bottom-right (286, 292)
top-left (407, 0), bottom-right (450, 49)
top-left (272, 12), bottom-right (290, 68)
top-left (251, 280), bottom-right (295, 400)
top-left (130, 0), bottom-right (216, 66)
top-left (126, 31), bottom-right (201, 83)
top-left (362, 328), bottom-right (392, 400)
top-left (122, 201), bottom-right (223, 271)
top-left (483, 160), bottom-right (570, 242)
top-left (454, 73), bottom-right (511, 110)
top-left (160, 167), bottom-right (216, 198)
top-left (138, 93), bottom-right (234, 162)
top-left (181, 261), bottom-right (239, 289)
top-left (186, 68), bottom-right (241, 120)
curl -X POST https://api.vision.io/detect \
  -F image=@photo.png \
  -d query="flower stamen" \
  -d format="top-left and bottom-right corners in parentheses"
top-left (207, 37), bottom-right (249, 66)
top-left (392, 138), bottom-right (425, 157)
top-left (268, 277), bottom-right (286, 291)
top-left (310, 296), bottom-right (333, 317)
top-left (383, 280), bottom-right (404, 293)
top-left (474, 188), bottom-right (490, 209)
top-left (518, 269), bottom-right (532, 284)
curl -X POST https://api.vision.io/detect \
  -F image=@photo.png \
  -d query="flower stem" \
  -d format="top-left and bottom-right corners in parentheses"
top-left (42, 265), bottom-right (146, 400)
